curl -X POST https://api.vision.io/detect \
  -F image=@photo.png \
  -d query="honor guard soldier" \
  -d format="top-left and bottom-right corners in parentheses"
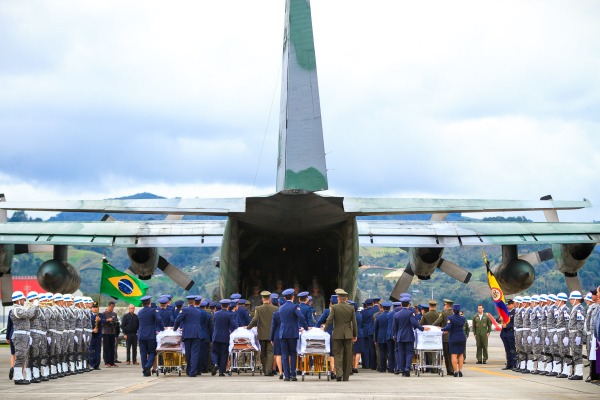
top-left (212, 299), bottom-right (238, 376)
top-left (554, 292), bottom-right (571, 378)
top-left (279, 288), bottom-right (308, 381)
top-left (567, 290), bottom-right (585, 380)
top-left (512, 297), bottom-right (523, 371)
top-left (26, 291), bottom-right (45, 383)
top-left (545, 294), bottom-right (559, 376)
top-left (434, 298), bottom-right (455, 375)
top-left (528, 295), bottom-right (542, 373)
top-left (39, 293), bottom-right (54, 380)
top-left (500, 299), bottom-right (516, 370)
top-left (174, 294), bottom-right (207, 377)
top-left (374, 302), bottom-right (392, 372)
top-left (247, 290), bottom-right (278, 375)
top-left (138, 295), bottom-right (164, 377)
top-left (157, 296), bottom-right (174, 327)
top-left (89, 301), bottom-right (105, 370)
top-left (520, 296), bottom-right (532, 372)
top-left (10, 291), bottom-right (38, 385)
top-left (537, 294), bottom-right (549, 374)
top-left (393, 294), bottom-right (428, 376)
top-left (322, 289), bottom-right (357, 381)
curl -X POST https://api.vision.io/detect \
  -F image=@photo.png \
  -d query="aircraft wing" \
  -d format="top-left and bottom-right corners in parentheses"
top-left (344, 197), bottom-right (592, 215)
top-left (357, 220), bottom-right (600, 247)
top-left (0, 220), bottom-right (225, 247)
top-left (0, 198), bottom-right (246, 215)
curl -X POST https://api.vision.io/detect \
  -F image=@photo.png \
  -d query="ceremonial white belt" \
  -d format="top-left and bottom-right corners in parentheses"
top-left (75, 328), bottom-right (83, 331)
top-left (540, 327), bottom-right (547, 329)
top-left (13, 330), bottom-right (30, 335)
top-left (530, 328), bottom-right (538, 332)
top-left (84, 328), bottom-right (92, 332)
top-left (569, 330), bottom-right (578, 333)
top-left (556, 328), bottom-right (566, 332)
top-left (50, 329), bottom-right (63, 334)
top-left (30, 329), bottom-right (47, 335)
top-left (522, 328), bottom-right (530, 330)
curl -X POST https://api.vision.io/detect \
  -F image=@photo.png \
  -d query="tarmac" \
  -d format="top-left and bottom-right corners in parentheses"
top-left (1, 333), bottom-right (598, 400)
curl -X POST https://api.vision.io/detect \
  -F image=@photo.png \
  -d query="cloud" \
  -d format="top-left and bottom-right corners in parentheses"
top-left (0, 0), bottom-right (599, 223)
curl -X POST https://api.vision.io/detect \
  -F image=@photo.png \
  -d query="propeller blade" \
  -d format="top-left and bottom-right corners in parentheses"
top-left (389, 264), bottom-right (415, 302)
top-left (158, 256), bottom-right (195, 291)
top-left (540, 195), bottom-right (559, 222)
top-left (519, 248), bottom-right (554, 265)
top-left (1, 272), bottom-right (13, 306)
top-left (564, 274), bottom-right (583, 294)
top-left (437, 259), bottom-right (472, 283)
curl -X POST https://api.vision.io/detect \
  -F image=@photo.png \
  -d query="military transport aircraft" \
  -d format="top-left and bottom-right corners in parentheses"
top-left (1, 0), bottom-right (599, 305)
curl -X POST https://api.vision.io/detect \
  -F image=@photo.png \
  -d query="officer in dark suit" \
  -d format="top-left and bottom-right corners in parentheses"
top-left (374, 302), bottom-right (392, 372)
top-left (278, 288), bottom-right (308, 381)
top-left (120, 304), bottom-right (139, 365)
top-left (138, 296), bottom-right (164, 377)
top-left (174, 297), bottom-right (207, 377)
top-left (198, 298), bottom-right (213, 374)
top-left (247, 291), bottom-right (278, 375)
top-left (393, 295), bottom-right (429, 376)
top-left (89, 302), bottom-right (105, 370)
top-left (323, 289), bottom-right (357, 381)
top-left (501, 299), bottom-right (516, 370)
top-left (211, 299), bottom-right (237, 376)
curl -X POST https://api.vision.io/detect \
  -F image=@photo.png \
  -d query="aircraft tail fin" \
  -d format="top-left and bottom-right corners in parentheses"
top-left (277, 0), bottom-right (328, 193)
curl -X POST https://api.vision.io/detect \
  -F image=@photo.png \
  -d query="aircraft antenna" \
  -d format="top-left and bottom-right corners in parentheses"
top-left (251, 59), bottom-right (281, 195)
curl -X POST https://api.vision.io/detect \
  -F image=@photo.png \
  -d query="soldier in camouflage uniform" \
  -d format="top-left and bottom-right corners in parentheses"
top-left (63, 294), bottom-right (77, 374)
top-left (40, 293), bottom-right (55, 380)
top-left (554, 292), bottom-right (571, 378)
top-left (567, 291), bottom-right (585, 380)
top-left (52, 293), bottom-right (67, 377)
top-left (83, 297), bottom-right (94, 372)
top-left (528, 295), bottom-right (542, 374)
top-left (512, 297), bottom-right (524, 372)
top-left (26, 291), bottom-right (47, 383)
top-left (520, 296), bottom-right (532, 373)
top-left (544, 294), bottom-right (558, 376)
top-left (74, 297), bottom-right (86, 373)
top-left (10, 291), bottom-right (38, 385)
top-left (537, 294), bottom-right (549, 375)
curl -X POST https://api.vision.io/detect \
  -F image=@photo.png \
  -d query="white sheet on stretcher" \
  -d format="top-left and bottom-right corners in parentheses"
top-left (297, 328), bottom-right (330, 354)
top-left (229, 327), bottom-right (260, 353)
top-left (415, 326), bottom-right (443, 350)
top-left (156, 328), bottom-right (185, 353)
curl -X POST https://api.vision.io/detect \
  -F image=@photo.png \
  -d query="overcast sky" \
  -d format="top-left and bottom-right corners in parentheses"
top-left (1, 0), bottom-right (599, 222)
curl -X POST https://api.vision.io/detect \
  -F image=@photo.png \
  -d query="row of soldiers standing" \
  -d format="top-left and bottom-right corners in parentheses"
top-left (9, 290), bottom-right (96, 385)
top-left (511, 290), bottom-right (596, 380)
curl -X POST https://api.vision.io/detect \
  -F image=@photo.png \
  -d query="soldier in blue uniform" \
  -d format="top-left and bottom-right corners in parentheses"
top-left (174, 296), bottom-right (207, 377)
top-left (157, 296), bottom-right (174, 327)
top-left (387, 302), bottom-right (401, 373)
top-left (350, 301), bottom-right (363, 374)
top-left (500, 299), bottom-right (516, 370)
top-left (211, 299), bottom-right (237, 376)
top-left (172, 300), bottom-right (184, 319)
top-left (236, 299), bottom-right (251, 327)
top-left (198, 298), bottom-right (213, 374)
top-left (374, 302), bottom-right (392, 372)
top-left (393, 295), bottom-right (429, 376)
top-left (89, 302), bottom-right (105, 370)
top-left (298, 292), bottom-right (315, 327)
top-left (278, 288), bottom-right (308, 381)
top-left (138, 296), bottom-right (164, 377)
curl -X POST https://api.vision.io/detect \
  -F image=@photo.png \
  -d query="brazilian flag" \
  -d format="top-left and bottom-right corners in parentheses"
top-left (99, 259), bottom-right (149, 306)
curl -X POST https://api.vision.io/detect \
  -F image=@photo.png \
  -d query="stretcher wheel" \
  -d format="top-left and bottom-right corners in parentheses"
top-left (178, 370), bottom-right (181, 376)
top-left (417, 370), bottom-right (420, 377)
top-left (326, 373), bottom-right (330, 381)
top-left (318, 373), bottom-right (321, 379)
top-left (252, 371), bottom-right (255, 376)
top-left (302, 375), bottom-right (305, 381)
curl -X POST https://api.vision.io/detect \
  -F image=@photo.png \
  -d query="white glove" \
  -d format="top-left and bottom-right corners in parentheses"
top-left (535, 337), bottom-right (540, 345)
top-left (575, 337), bottom-right (581, 346)
top-left (527, 336), bottom-right (533, 344)
top-left (553, 334), bottom-right (558, 343)
top-left (29, 337), bottom-right (33, 346)
top-left (562, 337), bottom-right (569, 346)
top-left (33, 299), bottom-right (39, 306)
top-left (47, 337), bottom-right (51, 345)
top-left (545, 337), bottom-right (550, 346)
top-left (74, 336), bottom-right (78, 344)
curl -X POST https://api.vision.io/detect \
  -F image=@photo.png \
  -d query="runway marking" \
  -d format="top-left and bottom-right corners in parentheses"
top-left (467, 366), bottom-right (519, 378)
top-left (117, 379), bottom-right (160, 393)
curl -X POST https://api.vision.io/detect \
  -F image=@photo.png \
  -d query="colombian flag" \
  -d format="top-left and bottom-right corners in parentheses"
top-left (99, 259), bottom-right (149, 306)
top-left (483, 251), bottom-right (510, 324)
